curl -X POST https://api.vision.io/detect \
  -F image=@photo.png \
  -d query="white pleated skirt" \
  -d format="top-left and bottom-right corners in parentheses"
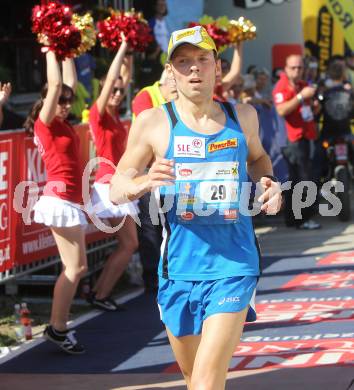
top-left (88, 182), bottom-right (139, 219)
top-left (33, 196), bottom-right (88, 227)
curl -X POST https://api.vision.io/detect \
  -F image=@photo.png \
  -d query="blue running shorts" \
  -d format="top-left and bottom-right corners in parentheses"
top-left (157, 275), bottom-right (257, 337)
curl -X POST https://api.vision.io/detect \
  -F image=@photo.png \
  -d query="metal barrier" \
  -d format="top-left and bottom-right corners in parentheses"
top-left (0, 237), bottom-right (117, 286)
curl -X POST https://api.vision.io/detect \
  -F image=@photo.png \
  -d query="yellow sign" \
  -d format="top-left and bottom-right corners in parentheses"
top-left (301, 0), bottom-right (345, 73)
top-left (326, 0), bottom-right (354, 50)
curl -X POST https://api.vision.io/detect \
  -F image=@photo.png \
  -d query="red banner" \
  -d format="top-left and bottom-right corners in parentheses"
top-left (0, 133), bottom-right (18, 272)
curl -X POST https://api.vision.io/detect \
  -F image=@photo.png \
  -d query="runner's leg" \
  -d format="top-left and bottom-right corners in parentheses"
top-left (166, 328), bottom-right (201, 390)
top-left (191, 308), bottom-right (248, 390)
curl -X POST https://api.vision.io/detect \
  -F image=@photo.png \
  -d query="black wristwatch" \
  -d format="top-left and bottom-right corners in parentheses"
top-left (262, 174), bottom-right (279, 183)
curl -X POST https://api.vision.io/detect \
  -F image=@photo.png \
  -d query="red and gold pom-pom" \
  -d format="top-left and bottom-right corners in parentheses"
top-left (97, 9), bottom-right (153, 52)
top-left (188, 22), bottom-right (230, 53)
top-left (72, 13), bottom-right (96, 57)
top-left (31, 1), bottom-right (82, 60)
top-left (228, 17), bottom-right (257, 43)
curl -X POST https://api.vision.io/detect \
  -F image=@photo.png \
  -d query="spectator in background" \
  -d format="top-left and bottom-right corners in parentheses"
top-left (246, 64), bottom-right (257, 77)
top-left (214, 42), bottom-right (244, 101)
top-left (241, 74), bottom-right (272, 109)
top-left (75, 53), bottom-right (96, 99)
top-left (0, 82), bottom-right (24, 130)
top-left (24, 52), bottom-right (87, 354)
top-left (273, 54), bottom-right (321, 230)
top-left (303, 56), bottom-right (320, 86)
top-left (131, 70), bottom-right (178, 293)
top-left (136, 0), bottom-right (170, 89)
top-left (132, 70), bottom-right (177, 119)
top-left (148, 0), bottom-right (170, 64)
top-left (345, 50), bottom-right (354, 86)
top-left (272, 67), bottom-right (283, 86)
top-left (255, 68), bottom-right (271, 100)
top-left (321, 60), bottom-right (354, 140)
top-left (88, 35), bottom-right (139, 310)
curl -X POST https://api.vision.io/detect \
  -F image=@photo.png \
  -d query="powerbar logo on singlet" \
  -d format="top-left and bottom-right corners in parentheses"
top-left (208, 138), bottom-right (238, 153)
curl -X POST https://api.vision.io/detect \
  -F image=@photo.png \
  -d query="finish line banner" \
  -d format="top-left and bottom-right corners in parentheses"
top-left (301, 0), bottom-right (345, 73)
top-left (326, 0), bottom-right (354, 51)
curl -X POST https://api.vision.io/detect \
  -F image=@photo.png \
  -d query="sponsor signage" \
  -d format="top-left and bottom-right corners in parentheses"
top-left (302, 0), bottom-right (345, 73)
top-left (282, 272), bottom-right (354, 291)
top-left (253, 299), bottom-right (354, 324)
top-left (317, 251), bottom-right (354, 266)
top-left (175, 162), bottom-right (239, 181)
top-left (208, 138), bottom-right (237, 153)
top-left (166, 337), bottom-right (354, 372)
top-left (233, 0), bottom-right (294, 9)
top-left (174, 136), bottom-right (206, 159)
top-left (0, 139), bottom-right (13, 272)
top-left (326, 0), bottom-right (354, 50)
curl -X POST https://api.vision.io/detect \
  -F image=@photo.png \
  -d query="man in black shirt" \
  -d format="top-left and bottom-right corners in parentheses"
top-left (321, 61), bottom-right (354, 139)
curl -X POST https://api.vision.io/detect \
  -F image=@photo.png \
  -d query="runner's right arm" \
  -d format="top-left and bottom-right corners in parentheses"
top-left (109, 107), bottom-right (175, 204)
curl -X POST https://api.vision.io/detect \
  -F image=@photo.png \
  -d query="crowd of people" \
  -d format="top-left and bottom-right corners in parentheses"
top-left (0, 2), bottom-right (353, 387)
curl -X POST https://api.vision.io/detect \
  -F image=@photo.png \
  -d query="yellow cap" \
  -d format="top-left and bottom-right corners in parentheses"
top-left (167, 25), bottom-right (217, 62)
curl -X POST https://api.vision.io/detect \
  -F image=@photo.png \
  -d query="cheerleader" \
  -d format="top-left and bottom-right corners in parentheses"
top-left (24, 51), bottom-right (87, 354)
top-left (88, 34), bottom-right (138, 311)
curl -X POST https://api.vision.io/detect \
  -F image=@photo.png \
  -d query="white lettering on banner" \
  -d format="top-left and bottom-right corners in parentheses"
top-left (0, 243), bottom-right (10, 265)
top-left (175, 162), bottom-right (239, 181)
top-left (254, 300), bottom-right (354, 324)
top-left (259, 296), bottom-right (352, 304)
top-left (242, 333), bottom-right (354, 343)
top-left (0, 152), bottom-right (8, 193)
top-left (233, 0), bottom-right (295, 9)
top-left (282, 272), bottom-right (354, 290)
top-left (166, 337), bottom-right (354, 373)
top-left (228, 339), bottom-right (354, 370)
top-left (0, 203), bottom-right (8, 231)
top-left (27, 147), bottom-right (46, 183)
top-left (174, 136), bottom-right (206, 159)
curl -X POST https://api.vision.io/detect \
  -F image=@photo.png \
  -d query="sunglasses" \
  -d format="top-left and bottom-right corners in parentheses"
top-left (58, 95), bottom-right (74, 105)
top-left (112, 87), bottom-right (125, 95)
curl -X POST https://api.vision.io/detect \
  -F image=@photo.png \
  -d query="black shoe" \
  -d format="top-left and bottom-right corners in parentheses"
top-left (43, 325), bottom-right (85, 355)
top-left (90, 295), bottom-right (126, 312)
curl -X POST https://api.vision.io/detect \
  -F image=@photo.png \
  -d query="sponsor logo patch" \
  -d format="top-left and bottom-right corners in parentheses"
top-left (174, 136), bottom-right (206, 159)
top-left (224, 209), bottom-right (238, 220)
top-left (208, 138), bottom-right (238, 153)
top-left (180, 211), bottom-right (194, 221)
top-left (179, 168), bottom-right (192, 177)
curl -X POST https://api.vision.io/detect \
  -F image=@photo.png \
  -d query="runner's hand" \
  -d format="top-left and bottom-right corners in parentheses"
top-left (258, 177), bottom-right (282, 215)
top-left (147, 157), bottom-right (175, 188)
